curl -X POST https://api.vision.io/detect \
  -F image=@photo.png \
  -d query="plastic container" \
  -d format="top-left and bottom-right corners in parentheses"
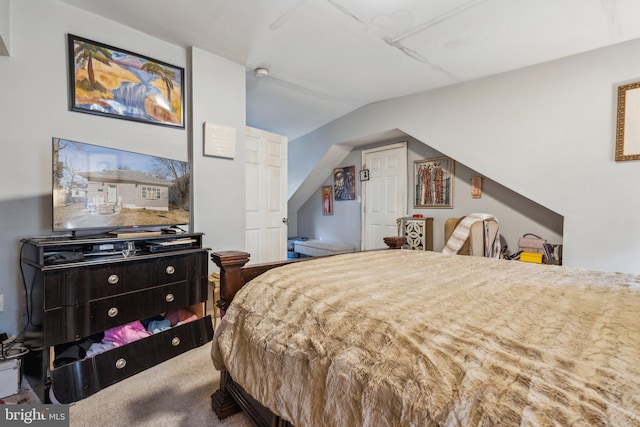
top-left (0, 358), bottom-right (21, 398)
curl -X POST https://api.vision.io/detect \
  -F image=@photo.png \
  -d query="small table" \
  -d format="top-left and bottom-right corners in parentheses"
top-left (397, 217), bottom-right (434, 251)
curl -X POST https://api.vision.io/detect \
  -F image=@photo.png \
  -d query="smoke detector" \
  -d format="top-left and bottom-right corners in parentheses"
top-left (254, 67), bottom-right (269, 78)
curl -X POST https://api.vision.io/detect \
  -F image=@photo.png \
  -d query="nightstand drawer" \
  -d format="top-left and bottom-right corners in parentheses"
top-left (50, 315), bottom-right (214, 403)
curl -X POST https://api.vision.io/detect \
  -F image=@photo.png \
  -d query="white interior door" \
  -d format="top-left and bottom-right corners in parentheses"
top-left (245, 126), bottom-right (288, 264)
top-left (361, 142), bottom-right (407, 250)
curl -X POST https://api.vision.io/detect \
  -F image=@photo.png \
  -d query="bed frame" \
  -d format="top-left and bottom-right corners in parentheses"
top-left (210, 245), bottom-right (401, 425)
top-left (210, 250), bottom-right (303, 427)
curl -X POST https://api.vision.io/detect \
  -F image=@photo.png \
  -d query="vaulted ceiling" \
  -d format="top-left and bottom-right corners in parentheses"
top-left (59, 0), bottom-right (640, 140)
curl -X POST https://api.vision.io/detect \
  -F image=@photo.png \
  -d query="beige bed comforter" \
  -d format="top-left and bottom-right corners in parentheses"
top-left (211, 250), bottom-right (640, 426)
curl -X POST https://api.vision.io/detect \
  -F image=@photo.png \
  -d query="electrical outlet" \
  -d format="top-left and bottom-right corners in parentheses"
top-left (0, 293), bottom-right (3, 312)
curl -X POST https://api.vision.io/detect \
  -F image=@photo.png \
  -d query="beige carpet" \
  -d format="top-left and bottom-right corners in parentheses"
top-left (69, 342), bottom-right (252, 427)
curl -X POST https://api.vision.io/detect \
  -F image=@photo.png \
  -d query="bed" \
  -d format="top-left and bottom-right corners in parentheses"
top-left (210, 249), bottom-right (640, 426)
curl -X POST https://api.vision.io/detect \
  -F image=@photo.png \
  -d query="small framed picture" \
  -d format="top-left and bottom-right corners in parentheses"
top-left (471, 176), bottom-right (482, 198)
top-left (360, 169), bottom-right (369, 181)
top-left (334, 166), bottom-right (356, 201)
top-left (322, 185), bottom-right (333, 215)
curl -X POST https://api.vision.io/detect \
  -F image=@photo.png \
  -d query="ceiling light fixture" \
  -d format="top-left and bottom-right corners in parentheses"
top-left (254, 67), bottom-right (269, 78)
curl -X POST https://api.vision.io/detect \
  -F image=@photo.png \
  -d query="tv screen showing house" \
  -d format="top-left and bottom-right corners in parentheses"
top-left (52, 137), bottom-right (190, 232)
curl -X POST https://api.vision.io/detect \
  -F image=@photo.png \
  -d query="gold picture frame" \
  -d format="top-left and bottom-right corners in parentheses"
top-left (615, 81), bottom-right (640, 161)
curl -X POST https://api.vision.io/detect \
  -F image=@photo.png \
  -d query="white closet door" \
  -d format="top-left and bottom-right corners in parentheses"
top-left (245, 126), bottom-right (288, 264)
top-left (361, 142), bottom-right (407, 250)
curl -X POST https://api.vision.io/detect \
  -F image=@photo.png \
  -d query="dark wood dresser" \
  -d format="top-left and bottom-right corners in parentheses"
top-left (20, 233), bottom-right (213, 403)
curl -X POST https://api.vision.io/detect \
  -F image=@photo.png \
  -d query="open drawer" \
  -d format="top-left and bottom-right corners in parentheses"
top-left (50, 315), bottom-right (214, 403)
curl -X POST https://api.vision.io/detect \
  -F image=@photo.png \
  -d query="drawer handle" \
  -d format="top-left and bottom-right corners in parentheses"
top-left (165, 293), bottom-right (175, 303)
top-left (108, 307), bottom-right (119, 317)
top-left (107, 274), bottom-right (119, 285)
top-left (171, 337), bottom-right (181, 347)
top-left (115, 358), bottom-right (127, 369)
top-left (166, 265), bottom-right (175, 275)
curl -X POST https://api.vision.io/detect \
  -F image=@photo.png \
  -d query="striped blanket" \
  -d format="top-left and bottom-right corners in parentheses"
top-left (442, 213), bottom-right (501, 257)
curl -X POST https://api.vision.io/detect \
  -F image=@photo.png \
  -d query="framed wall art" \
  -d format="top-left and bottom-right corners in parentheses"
top-left (334, 165), bottom-right (356, 201)
top-left (471, 176), bottom-right (482, 198)
top-left (322, 185), bottom-right (333, 215)
top-left (68, 34), bottom-right (185, 128)
top-left (414, 156), bottom-right (454, 208)
top-left (615, 81), bottom-right (640, 161)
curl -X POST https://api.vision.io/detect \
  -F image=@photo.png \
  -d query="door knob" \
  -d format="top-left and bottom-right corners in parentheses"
top-left (282, 218), bottom-right (289, 224)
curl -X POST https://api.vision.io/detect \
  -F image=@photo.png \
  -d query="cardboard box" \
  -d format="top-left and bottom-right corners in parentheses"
top-left (0, 358), bottom-right (21, 398)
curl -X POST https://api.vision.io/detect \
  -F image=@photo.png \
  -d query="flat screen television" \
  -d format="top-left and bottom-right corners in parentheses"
top-left (52, 137), bottom-right (191, 233)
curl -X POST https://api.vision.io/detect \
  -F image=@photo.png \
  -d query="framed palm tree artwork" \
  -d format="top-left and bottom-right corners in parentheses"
top-left (67, 34), bottom-right (185, 128)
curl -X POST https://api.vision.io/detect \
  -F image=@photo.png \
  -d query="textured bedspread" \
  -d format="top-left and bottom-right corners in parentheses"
top-left (211, 250), bottom-right (640, 426)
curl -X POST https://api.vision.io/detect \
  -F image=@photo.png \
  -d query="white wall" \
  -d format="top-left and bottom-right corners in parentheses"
top-left (297, 149), bottom-right (363, 248)
top-left (297, 137), bottom-right (563, 254)
top-left (0, 0), bottom-right (246, 336)
top-left (290, 38), bottom-right (640, 274)
top-left (0, 0), bottom-right (9, 55)
top-left (190, 47), bottom-right (246, 254)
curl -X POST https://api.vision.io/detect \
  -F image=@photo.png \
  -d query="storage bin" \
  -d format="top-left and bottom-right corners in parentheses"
top-left (0, 358), bottom-right (21, 398)
top-left (520, 252), bottom-right (543, 264)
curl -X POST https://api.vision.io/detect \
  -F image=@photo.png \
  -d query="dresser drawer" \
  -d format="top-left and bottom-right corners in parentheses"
top-left (43, 253), bottom-right (203, 309)
top-left (43, 280), bottom-right (207, 347)
top-left (50, 315), bottom-right (214, 403)
top-left (89, 282), bottom-right (191, 332)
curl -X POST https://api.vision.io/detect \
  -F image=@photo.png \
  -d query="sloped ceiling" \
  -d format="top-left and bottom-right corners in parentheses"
top-left (59, 0), bottom-right (640, 140)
